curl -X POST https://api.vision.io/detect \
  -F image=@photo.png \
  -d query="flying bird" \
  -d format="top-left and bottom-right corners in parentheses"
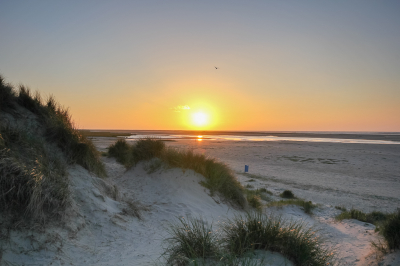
top-left (215, 66), bottom-right (218, 69)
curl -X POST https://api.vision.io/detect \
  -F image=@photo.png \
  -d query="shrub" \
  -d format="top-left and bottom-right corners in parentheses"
top-left (280, 190), bottom-right (295, 199)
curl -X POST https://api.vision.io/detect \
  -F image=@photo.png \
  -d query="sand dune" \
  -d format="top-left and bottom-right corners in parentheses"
top-left (1, 138), bottom-right (400, 265)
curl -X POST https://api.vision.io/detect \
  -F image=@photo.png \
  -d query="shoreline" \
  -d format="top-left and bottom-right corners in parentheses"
top-left (82, 129), bottom-right (400, 142)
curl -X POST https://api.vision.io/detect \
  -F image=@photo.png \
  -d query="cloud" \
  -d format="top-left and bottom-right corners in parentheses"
top-left (171, 105), bottom-right (190, 112)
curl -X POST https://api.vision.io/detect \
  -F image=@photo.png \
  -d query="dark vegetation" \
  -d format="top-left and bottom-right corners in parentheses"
top-left (336, 208), bottom-right (400, 250)
top-left (79, 130), bottom-right (132, 138)
top-left (164, 213), bottom-right (336, 266)
top-left (280, 189), bottom-right (295, 199)
top-left (107, 138), bottom-right (247, 208)
top-left (0, 75), bottom-right (105, 225)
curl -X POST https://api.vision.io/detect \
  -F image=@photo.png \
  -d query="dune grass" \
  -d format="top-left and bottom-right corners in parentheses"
top-left (164, 213), bottom-right (336, 266)
top-left (268, 199), bottom-right (316, 215)
top-left (265, 190), bottom-right (316, 214)
top-left (335, 209), bottom-right (387, 224)
top-left (0, 126), bottom-right (69, 223)
top-left (108, 138), bottom-right (247, 208)
top-left (12, 83), bottom-right (106, 177)
top-left (0, 76), bottom-right (17, 111)
top-left (244, 188), bottom-right (273, 210)
top-left (108, 139), bottom-right (133, 167)
top-left (223, 213), bottom-right (335, 265)
top-left (381, 210), bottom-right (400, 250)
top-left (164, 217), bottom-right (220, 266)
top-left (336, 208), bottom-right (400, 251)
top-left (0, 76), bottom-right (105, 224)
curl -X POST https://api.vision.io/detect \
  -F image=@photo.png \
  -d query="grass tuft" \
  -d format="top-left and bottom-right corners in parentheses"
top-left (108, 139), bottom-right (132, 167)
top-left (164, 214), bottom-right (336, 265)
top-left (164, 217), bottom-right (219, 266)
top-left (268, 199), bottom-right (316, 214)
top-left (223, 212), bottom-right (335, 265)
top-left (280, 190), bottom-right (295, 199)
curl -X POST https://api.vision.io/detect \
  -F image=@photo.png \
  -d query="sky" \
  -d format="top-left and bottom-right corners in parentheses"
top-left (1, 1), bottom-right (400, 132)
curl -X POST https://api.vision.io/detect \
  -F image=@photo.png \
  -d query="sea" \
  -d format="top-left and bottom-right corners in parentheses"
top-left (107, 130), bottom-right (400, 145)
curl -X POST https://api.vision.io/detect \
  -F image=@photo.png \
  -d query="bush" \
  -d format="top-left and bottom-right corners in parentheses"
top-left (280, 190), bottom-right (295, 199)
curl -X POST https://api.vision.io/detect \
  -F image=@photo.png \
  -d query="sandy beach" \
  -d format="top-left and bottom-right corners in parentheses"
top-left (2, 135), bottom-right (400, 265)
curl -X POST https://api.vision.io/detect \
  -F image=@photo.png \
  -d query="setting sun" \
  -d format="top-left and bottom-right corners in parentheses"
top-left (192, 112), bottom-right (209, 127)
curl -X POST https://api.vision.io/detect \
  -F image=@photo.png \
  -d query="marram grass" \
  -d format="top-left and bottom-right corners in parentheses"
top-left (0, 76), bottom-right (105, 225)
top-left (164, 214), bottom-right (336, 266)
top-left (108, 138), bottom-right (247, 208)
top-left (336, 208), bottom-right (400, 251)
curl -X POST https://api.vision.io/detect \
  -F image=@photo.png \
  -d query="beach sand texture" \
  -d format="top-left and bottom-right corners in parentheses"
top-left (1, 137), bottom-right (400, 265)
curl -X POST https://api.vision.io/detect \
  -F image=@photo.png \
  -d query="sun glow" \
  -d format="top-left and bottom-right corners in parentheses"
top-left (192, 112), bottom-right (209, 127)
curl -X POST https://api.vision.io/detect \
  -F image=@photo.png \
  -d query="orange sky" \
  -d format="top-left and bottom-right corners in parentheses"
top-left (1, 1), bottom-right (399, 131)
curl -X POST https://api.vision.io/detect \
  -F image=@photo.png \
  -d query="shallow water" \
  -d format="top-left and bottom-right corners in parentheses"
top-left (126, 133), bottom-right (400, 145)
